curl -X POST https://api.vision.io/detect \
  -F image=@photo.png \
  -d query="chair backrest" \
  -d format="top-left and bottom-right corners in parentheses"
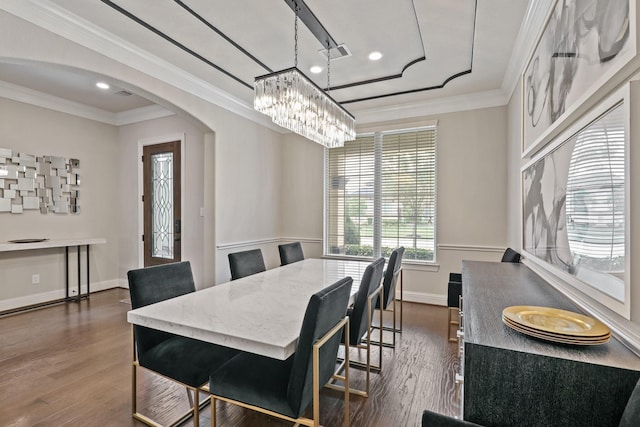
top-left (287, 276), bottom-right (353, 417)
top-left (377, 247), bottom-right (405, 310)
top-left (501, 247), bottom-right (521, 263)
top-left (127, 261), bottom-right (196, 355)
top-left (349, 257), bottom-right (385, 345)
top-left (228, 249), bottom-right (266, 280)
top-left (278, 242), bottom-right (305, 265)
top-left (619, 379), bottom-right (640, 427)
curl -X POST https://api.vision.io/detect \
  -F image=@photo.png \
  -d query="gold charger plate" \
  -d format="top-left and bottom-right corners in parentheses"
top-left (502, 305), bottom-right (610, 338)
top-left (501, 315), bottom-right (610, 340)
top-left (502, 316), bottom-right (610, 345)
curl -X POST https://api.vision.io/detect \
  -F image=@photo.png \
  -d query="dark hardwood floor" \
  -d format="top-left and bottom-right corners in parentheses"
top-left (0, 288), bottom-right (459, 426)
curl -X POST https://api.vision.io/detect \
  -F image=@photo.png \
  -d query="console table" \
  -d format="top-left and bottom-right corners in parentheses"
top-left (460, 261), bottom-right (640, 427)
top-left (0, 238), bottom-right (106, 303)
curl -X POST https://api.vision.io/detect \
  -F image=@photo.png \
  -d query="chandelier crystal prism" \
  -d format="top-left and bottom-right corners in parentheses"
top-left (253, 2), bottom-right (355, 148)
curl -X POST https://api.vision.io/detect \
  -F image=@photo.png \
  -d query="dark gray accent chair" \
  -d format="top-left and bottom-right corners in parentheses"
top-left (127, 261), bottom-right (238, 427)
top-left (208, 276), bottom-right (353, 427)
top-left (228, 248), bottom-right (266, 280)
top-left (447, 272), bottom-right (463, 342)
top-left (278, 241), bottom-right (305, 265)
top-left (334, 257), bottom-right (385, 396)
top-left (421, 377), bottom-right (640, 427)
top-left (373, 247), bottom-right (405, 348)
top-left (447, 248), bottom-right (521, 341)
top-left (501, 247), bottom-right (521, 263)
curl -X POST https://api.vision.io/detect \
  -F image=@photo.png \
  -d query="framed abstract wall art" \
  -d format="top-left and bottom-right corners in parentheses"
top-left (522, 0), bottom-right (636, 156)
top-left (522, 87), bottom-right (629, 318)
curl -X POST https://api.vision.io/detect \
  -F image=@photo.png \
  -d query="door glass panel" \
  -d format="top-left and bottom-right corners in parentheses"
top-left (151, 152), bottom-right (174, 259)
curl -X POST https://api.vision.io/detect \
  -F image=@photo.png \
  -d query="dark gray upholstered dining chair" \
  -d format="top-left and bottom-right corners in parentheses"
top-left (447, 272), bottom-right (463, 342)
top-left (279, 241), bottom-right (305, 265)
top-left (208, 276), bottom-right (353, 427)
top-left (447, 248), bottom-right (522, 341)
top-left (127, 261), bottom-right (238, 427)
top-left (372, 247), bottom-right (405, 348)
top-left (329, 257), bottom-right (385, 397)
top-left (421, 377), bottom-right (640, 427)
top-left (228, 248), bottom-right (266, 280)
top-left (501, 247), bottom-right (522, 263)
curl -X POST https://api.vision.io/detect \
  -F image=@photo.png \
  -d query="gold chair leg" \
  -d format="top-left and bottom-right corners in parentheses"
top-left (399, 269), bottom-right (403, 332)
top-left (211, 395), bottom-right (217, 427)
top-left (448, 307), bottom-right (459, 342)
top-left (192, 388), bottom-right (199, 427)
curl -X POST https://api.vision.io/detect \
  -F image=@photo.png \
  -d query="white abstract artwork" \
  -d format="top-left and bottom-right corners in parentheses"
top-left (523, 0), bottom-right (631, 151)
top-left (523, 103), bottom-right (625, 301)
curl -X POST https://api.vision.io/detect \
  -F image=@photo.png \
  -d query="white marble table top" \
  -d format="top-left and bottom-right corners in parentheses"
top-left (127, 258), bottom-right (373, 360)
top-left (0, 237), bottom-right (106, 252)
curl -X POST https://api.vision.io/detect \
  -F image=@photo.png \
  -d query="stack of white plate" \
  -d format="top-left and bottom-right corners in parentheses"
top-left (502, 305), bottom-right (611, 345)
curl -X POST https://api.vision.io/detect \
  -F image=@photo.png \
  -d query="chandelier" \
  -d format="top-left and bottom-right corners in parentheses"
top-left (254, 4), bottom-right (355, 148)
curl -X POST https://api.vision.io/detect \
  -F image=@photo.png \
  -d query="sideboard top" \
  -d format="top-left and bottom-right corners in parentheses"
top-left (462, 260), bottom-right (640, 370)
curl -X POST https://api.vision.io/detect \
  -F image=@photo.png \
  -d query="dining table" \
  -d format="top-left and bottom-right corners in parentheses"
top-left (127, 258), bottom-right (373, 360)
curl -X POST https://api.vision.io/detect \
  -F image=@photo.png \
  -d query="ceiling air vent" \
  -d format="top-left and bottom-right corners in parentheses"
top-left (114, 90), bottom-right (132, 96)
top-left (319, 44), bottom-right (352, 61)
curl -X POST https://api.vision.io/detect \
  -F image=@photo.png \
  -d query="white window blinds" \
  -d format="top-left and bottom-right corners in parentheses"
top-left (325, 127), bottom-right (436, 261)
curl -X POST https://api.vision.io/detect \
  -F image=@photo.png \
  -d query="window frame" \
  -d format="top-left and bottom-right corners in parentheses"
top-left (323, 124), bottom-right (438, 264)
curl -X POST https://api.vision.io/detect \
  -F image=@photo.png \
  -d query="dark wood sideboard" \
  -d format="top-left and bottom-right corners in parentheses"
top-left (461, 261), bottom-right (640, 427)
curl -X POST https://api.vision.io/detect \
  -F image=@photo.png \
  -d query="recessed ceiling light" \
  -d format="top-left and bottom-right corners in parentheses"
top-left (310, 66), bottom-right (323, 74)
top-left (96, 82), bottom-right (110, 90)
top-left (368, 51), bottom-right (383, 61)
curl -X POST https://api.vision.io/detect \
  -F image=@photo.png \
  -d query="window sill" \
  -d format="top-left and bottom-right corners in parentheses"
top-left (321, 255), bottom-right (439, 272)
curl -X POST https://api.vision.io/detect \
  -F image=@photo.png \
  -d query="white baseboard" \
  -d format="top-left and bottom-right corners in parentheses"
top-left (0, 279), bottom-right (122, 312)
top-left (402, 290), bottom-right (446, 306)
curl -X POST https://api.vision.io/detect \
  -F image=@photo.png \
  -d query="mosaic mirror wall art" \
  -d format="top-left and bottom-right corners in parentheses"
top-left (0, 148), bottom-right (80, 214)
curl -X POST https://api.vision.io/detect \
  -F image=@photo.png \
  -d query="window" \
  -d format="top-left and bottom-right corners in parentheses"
top-left (325, 127), bottom-right (436, 261)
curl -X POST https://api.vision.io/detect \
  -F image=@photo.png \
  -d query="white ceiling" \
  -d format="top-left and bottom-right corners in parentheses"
top-left (0, 0), bottom-right (537, 124)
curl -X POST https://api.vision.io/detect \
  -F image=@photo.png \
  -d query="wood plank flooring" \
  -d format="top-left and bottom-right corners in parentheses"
top-left (0, 288), bottom-right (460, 426)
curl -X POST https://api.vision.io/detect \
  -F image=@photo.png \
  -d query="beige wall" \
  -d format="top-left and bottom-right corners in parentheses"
top-left (506, 84), bottom-right (523, 249)
top-left (0, 98), bottom-right (119, 307)
top-left (213, 112), bottom-right (285, 283)
top-left (117, 114), bottom-right (209, 287)
top-left (279, 133), bottom-right (325, 258)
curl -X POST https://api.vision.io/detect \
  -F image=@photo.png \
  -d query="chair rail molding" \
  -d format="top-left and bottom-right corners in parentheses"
top-left (216, 237), bottom-right (322, 251)
top-left (438, 244), bottom-right (505, 253)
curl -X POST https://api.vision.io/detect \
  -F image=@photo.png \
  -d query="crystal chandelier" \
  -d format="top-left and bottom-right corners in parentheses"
top-left (254, 4), bottom-right (355, 148)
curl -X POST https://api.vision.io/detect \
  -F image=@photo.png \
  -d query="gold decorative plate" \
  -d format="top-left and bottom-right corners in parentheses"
top-left (502, 316), bottom-right (610, 345)
top-left (502, 316), bottom-right (610, 340)
top-left (502, 306), bottom-right (610, 337)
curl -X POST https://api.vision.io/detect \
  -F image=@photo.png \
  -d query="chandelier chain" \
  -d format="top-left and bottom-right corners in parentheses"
top-left (253, 1), bottom-right (355, 148)
top-left (327, 41), bottom-right (331, 93)
top-left (294, 4), bottom-right (299, 68)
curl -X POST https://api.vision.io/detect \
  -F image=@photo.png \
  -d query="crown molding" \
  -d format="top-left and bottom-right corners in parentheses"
top-left (114, 105), bottom-right (175, 126)
top-left (353, 89), bottom-right (508, 125)
top-left (501, 0), bottom-right (554, 102)
top-left (0, 79), bottom-right (115, 124)
top-left (0, 0), bottom-right (284, 133)
top-left (0, 79), bottom-right (175, 126)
